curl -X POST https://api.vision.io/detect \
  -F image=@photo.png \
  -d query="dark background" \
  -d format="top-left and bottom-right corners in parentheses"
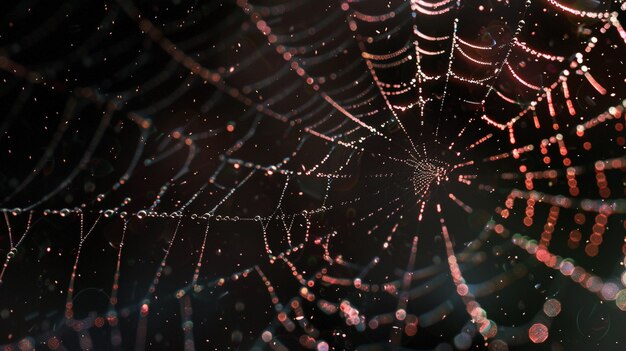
top-left (0, 0), bottom-right (625, 350)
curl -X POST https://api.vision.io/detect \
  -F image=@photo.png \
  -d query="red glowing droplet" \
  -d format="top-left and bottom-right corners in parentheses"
top-left (528, 323), bottom-right (549, 343)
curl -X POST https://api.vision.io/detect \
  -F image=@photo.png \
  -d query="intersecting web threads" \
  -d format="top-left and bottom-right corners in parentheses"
top-left (0, 0), bottom-right (626, 350)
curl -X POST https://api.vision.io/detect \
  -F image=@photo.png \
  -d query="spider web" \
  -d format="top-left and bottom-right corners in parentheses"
top-left (1, 0), bottom-right (626, 350)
